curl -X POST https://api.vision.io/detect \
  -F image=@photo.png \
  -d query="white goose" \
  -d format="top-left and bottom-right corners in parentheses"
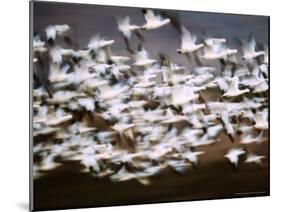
top-left (87, 35), bottom-right (114, 52)
top-left (39, 153), bottom-right (61, 171)
top-left (33, 36), bottom-right (47, 53)
top-left (245, 153), bottom-right (265, 165)
top-left (98, 83), bottom-right (129, 102)
top-left (170, 85), bottom-right (199, 106)
top-left (49, 63), bottom-right (72, 84)
top-left (253, 80), bottom-right (268, 93)
top-left (81, 154), bottom-right (100, 173)
top-left (225, 147), bottom-right (245, 168)
top-left (177, 26), bottom-right (204, 54)
top-left (45, 24), bottom-right (70, 41)
top-left (201, 43), bottom-right (237, 60)
top-left (181, 149), bottom-right (204, 166)
top-left (132, 46), bottom-right (157, 67)
top-left (220, 111), bottom-right (235, 141)
top-left (242, 38), bottom-right (265, 63)
top-left (254, 110), bottom-right (268, 130)
top-left (161, 108), bottom-right (188, 124)
top-left (117, 16), bottom-right (141, 39)
top-left (77, 97), bottom-right (96, 112)
top-left (141, 9), bottom-right (170, 30)
top-left (223, 76), bottom-right (249, 97)
top-left (204, 38), bottom-right (226, 46)
top-left (240, 131), bottom-right (264, 144)
top-left (207, 124), bottom-right (223, 138)
top-left (46, 108), bottom-right (73, 126)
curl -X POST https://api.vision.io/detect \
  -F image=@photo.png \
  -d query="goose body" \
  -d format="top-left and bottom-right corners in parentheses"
top-left (177, 26), bottom-right (204, 54)
top-left (141, 10), bottom-right (170, 30)
top-left (223, 76), bottom-right (250, 97)
top-left (225, 147), bottom-right (245, 168)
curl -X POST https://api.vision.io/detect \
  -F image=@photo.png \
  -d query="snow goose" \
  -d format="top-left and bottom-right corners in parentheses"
top-left (45, 24), bottom-right (71, 46)
top-left (254, 110), bottom-right (268, 130)
top-left (223, 76), bottom-right (249, 98)
top-left (220, 111), bottom-right (235, 142)
top-left (132, 46), bottom-right (157, 67)
top-left (245, 153), bottom-right (265, 165)
top-left (242, 38), bottom-right (265, 63)
top-left (87, 35), bottom-right (114, 52)
top-left (181, 149), bottom-right (204, 167)
top-left (225, 147), bottom-right (245, 169)
top-left (177, 26), bottom-right (204, 54)
top-left (141, 9), bottom-right (170, 30)
top-left (240, 131), bottom-right (264, 144)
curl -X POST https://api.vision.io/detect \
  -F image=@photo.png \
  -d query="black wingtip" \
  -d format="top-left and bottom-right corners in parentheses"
top-left (141, 9), bottom-right (147, 15)
top-left (228, 133), bottom-right (235, 143)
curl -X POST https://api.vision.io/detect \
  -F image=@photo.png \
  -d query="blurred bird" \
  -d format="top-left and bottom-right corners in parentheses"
top-left (141, 9), bottom-right (170, 30)
top-left (225, 147), bottom-right (245, 169)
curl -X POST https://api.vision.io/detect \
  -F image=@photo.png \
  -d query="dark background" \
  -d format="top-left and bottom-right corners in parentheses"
top-left (33, 1), bottom-right (268, 66)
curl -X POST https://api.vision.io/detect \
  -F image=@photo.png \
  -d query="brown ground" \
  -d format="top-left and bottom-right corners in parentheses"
top-left (33, 135), bottom-right (269, 211)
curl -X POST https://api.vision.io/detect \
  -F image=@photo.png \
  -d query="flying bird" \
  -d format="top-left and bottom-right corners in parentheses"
top-left (225, 147), bottom-right (245, 169)
top-left (141, 9), bottom-right (171, 30)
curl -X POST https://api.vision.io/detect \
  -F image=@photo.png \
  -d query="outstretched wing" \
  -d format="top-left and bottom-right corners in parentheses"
top-left (181, 26), bottom-right (194, 49)
top-left (142, 9), bottom-right (156, 22)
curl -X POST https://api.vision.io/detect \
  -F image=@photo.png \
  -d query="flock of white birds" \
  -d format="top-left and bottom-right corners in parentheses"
top-left (33, 9), bottom-right (269, 185)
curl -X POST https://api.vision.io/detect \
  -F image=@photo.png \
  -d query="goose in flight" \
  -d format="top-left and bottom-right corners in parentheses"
top-left (201, 43), bottom-right (237, 61)
top-left (240, 131), bottom-right (264, 144)
top-left (190, 134), bottom-right (216, 147)
top-left (225, 147), bottom-right (245, 169)
top-left (204, 38), bottom-right (226, 47)
top-left (208, 77), bottom-right (229, 93)
top-left (182, 103), bottom-right (206, 114)
top-left (241, 66), bottom-right (267, 89)
top-left (48, 63), bottom-right (72, 84)
top-left (39, 153), bottom-right (61, 171)
top-left (68, 122), bottom-right (96, 135)
top-left (98, 83), bottom-right (129, 102)
top-left (33, 105), bottom-right (48, 124)
top-left (81, 154), bottom-right (100, 173)
top-left (46, 108), bottom-right (73, 126)
top-left (87, 35), bottom-right (115, 52)
top-left (207, 124), bottom-right (223, 138)
top-left (34, 106), bottom-right (73, 127)
top-left (161, 108), bottom-right (188, 124)
top-left (141, 9), bottom-right (170, 30)
top-left (47, 90), bottom-right (82, 104)
top-left (45, 24), bottom-right (71, 45)
top-left (181, 149), bottom-right (204, 167)
top-left (33, 126), bottom-right (60, 137)
top-left (220, 111), bottom-right (235, 142)
top-left (116, 16), bottom-right (143, 51)
top-left (245, 153), bottom-right (265, 165)
top-left (177, 26), bottom-right (204, 54)
top-left (134, 72), bottom-right (157, 88)
top-left (77, 97), bottom-right (96, 112)
top-left (167, 159), bottom-right (190, 174)
top-left (112, 122), bottom-right (135, 141)
top-left (132, 46), bottom-right (157, 67)
top-left (254, 110), bottom-right (268, 130)
top-left (223, 76), bottom-right (249, 98)
top-left (253, 80), bottom-right (268, 93)
top-left (117, 16), bottom-right (141, 39)
top-left (242, 38), bottom-right (265, 63)
top-left (48, 46), bottom-right (75, 65)
top-left (170, 85), bottom-right (199, 106)
top-left (33, 35), bottom-right (47, 53)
